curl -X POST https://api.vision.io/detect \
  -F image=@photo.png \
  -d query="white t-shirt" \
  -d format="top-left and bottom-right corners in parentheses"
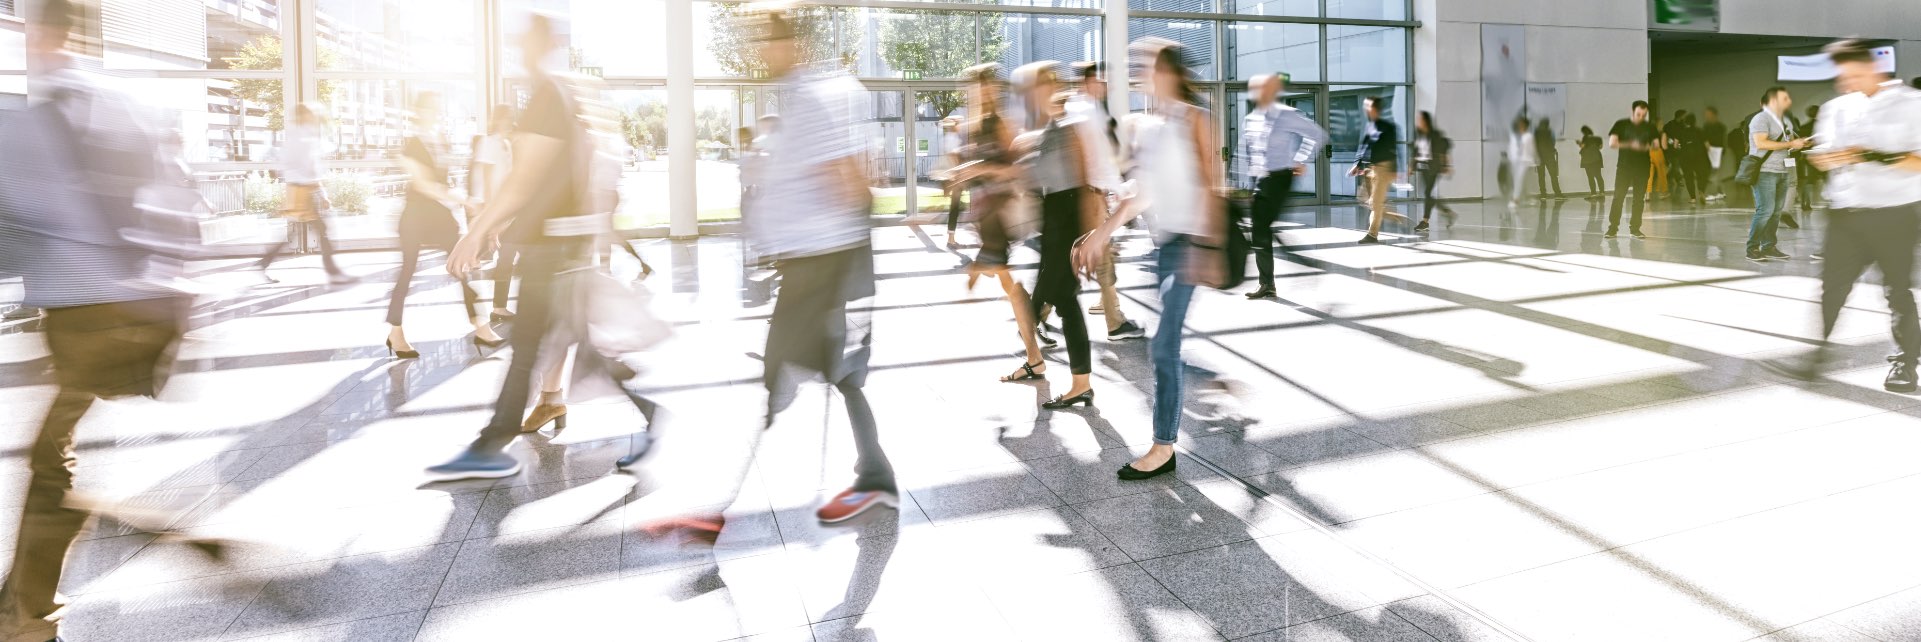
top-left (473, 133), bottom-right (512, 200)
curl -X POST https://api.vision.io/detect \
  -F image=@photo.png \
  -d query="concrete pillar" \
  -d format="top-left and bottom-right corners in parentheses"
top-left (666, 0), bottom-right (698, 238)
top-left (1104, 0), bottom-right (1130, 111)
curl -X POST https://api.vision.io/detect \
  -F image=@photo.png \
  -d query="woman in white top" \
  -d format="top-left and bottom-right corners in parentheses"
top-left (1076, 38), bottom-right (1225, 481)
top-left (1504, 114), bottom-right (1536, 210)
top-left (258, 102), bottom-right (354, 283)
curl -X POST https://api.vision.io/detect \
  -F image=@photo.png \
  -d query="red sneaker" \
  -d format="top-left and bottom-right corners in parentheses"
top-left (815, 488), bottom-right (899, 524)
top-left (638, 514), bottom-right (725, 546)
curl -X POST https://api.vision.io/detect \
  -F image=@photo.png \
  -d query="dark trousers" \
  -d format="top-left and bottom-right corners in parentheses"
top-left (1250, 170), bottom-right (1295, 289)
top-left (946, 189), bottom-right (965, 233)
top-left (1535, 157), bottom-right (1562, 196)
top-left (1035, 190), bottom-right (1092, 376)
top-left (1608, 163), bottom-right (1650, 233)
top-left (1584, 167), bottom-right (1605, 195)
top-left (1, 297), bottom-right (182, 632)
top-left (763, 247), bottom-right (895, 493)
top-left (1820, 205), bottom-right (1921, 365)
top-left (1418, 163), bottom-right (1448, 221)
top-left (386, 235), bottom-right (480, 327)
top-left (258, 187), bottom-right (342, 274)
top-left (492, 245), bottom-right (519, 309)
top-left (1678, 160), bottom-right (1707, 200)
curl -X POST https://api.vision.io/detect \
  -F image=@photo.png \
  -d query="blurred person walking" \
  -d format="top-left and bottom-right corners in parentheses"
top-left (1646, 115), bottom-right (1671, 201)
top-left (0, 2), bottom-right (227, 639)
top-left (1578, 125), bottom-right (1606, 201)
top-left (1241, 72), bottom-right (1328, 294)
top-left (947, 63), bottom-right (1052, 384)
top-left (383, 91), bottom-right (500, 359)
top-left (1504, 115), bottom-right (1536, 210)
top-left (1410, 111), bottom-right (1454, 232)
top-left (1011, 62), bottom-right (1104, 409)
top-left (1743, 86), bottom-right (1808, 263)
top-left (1605, 100), bottom-right (1656, 239)
top-left (1077, 39), bottom-right (1225, 480)
top-left (1066, 61), bottom-right (1146, 341)
top-left (1702, 106), bottom-right (1729, 200)
top-left (1533, 117), bottom-right (1563, 200)
top-left (426, 13), bottom-right (662, 480)
top-left (622, 9), bottom-right (900, 525)
top-left (1770, 39), bottom-right (1921, 392)
top-left (474, 104), bottom-right (522, 320)
top-left (257, 103), bottom-right (354, 284)
top-left (1350, 95), bottom-right (1404, 243)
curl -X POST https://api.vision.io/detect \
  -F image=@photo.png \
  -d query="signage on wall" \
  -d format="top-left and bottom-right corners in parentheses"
top-left (1650, 0), bottom-right (1717, 32)
top-left (1778, 46), bottom-right (1897, 81)
top-left (576, 66), bottom-right (603, 78)
top-left (902, 70), bottom-right (923, 80)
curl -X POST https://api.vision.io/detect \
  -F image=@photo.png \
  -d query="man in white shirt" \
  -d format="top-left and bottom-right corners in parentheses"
top-left (1062, 61), bottom-right (1145, 341)
top-left (1238, 72), bottom-right (1325, 299)
top-left (1774, 39), bottom-right (1921, 391)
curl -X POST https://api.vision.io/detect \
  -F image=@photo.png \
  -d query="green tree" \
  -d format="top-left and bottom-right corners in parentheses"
top-left (225, 35), bottom-right (337, 131)
top-left (706, 4), bottom-right (857, 77)
top-left (878, 10), bottom-right (1004, 117)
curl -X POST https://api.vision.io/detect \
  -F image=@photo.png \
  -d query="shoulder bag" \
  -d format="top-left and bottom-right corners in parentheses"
top-left (1735, 113), bottom-right (1780, 187)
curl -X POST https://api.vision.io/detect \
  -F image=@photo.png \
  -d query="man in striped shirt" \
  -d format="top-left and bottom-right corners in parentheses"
top-left (1239, 73), bottom-right (1327, 299)
top-left (0, 2), bottom-right (193, 640)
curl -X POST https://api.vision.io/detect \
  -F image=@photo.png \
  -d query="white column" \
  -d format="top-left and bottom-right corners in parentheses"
top-left (1104, 0), bottom-right (1130, 111)
top-left (666, 0), bottom-right (699, 238)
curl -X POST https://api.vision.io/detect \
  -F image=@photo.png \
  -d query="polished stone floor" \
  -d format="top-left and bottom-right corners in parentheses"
top-left (3, 197), bottom-right (1920, 641)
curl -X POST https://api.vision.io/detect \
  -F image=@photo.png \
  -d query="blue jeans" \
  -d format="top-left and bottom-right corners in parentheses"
top-left (1747, 172), bottom-right (1790, 254)
top-left (1152, 236), bottom-right (1199, 445)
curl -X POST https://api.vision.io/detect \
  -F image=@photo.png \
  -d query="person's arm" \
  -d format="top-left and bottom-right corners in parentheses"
top-left (1072, 111), bottom-right (1124, 197)
top-left (447, 133), bottom-right (564, 275)
top-left (1294, 112), bottom-right (1328, 172)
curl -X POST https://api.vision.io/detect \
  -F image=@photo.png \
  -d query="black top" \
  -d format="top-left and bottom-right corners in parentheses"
top-left (1579, 134), bottom-right (1604, 169)
top-left (1609, 118), bottom-right (1657, 168)
top-left (1702, 121), bottom-right (1728, 148)
top-left (1357, 117), bottom-right (1399, 167)
top-left (1533, 123), bottom-right (1556, 157)
top-left (504, 74), bottom-right (583, 244)
top-left (398, 135), bottom-right (458, 242)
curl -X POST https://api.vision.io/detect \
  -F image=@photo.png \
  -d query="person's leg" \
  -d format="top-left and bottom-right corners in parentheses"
top-left (1536, 164), bottom-right (1549, 197)
top-left (1608, 166), bottom-right (1632, 233)
top-left (1056, 289), bottom-right (1091, 379)
top-left (1868, 207), bottom-right (1921, 365)
top-left (493, 245), bottom-right (518, 311)
top-left (836, 379), bottom-right (896, 494)
top-left (305, 214), bottom-right (344, 275)
top-left (1250, 172), bottom-right (1284, 289)
top-left (462, 248), bottom-right (559, 455)
top-left (1550, 161), bottom-right (1563, 196)
top-left (386, 242), bottom-right (421, 327)
top-left (1420, 167), bottom-right (1438, 221)
top-left (946, 189), bottom-right (962, 235)
top-left (0, 385), bottom-right (92, 637)
top-left (1367, 162), bottom-right (1395, 236)
top-left (1628, 166), bottom-right (1648, 233)
top-left (1150, 239), bottom-right (1197, 446)
top-left (1762, 174), bottom-right (1789, 251)
top-left (1747, 173), bottom-right (1779, 255)
top-left (1819, 210), bottom-right (1870, 340)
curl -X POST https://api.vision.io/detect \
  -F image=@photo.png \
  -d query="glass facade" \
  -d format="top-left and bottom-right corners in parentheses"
top-left (0, 0), bottom-right (1411, 250)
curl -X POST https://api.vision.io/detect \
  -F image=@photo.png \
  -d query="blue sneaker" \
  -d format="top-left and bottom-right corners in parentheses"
top-left (424, 450), bottom-right (521, 482)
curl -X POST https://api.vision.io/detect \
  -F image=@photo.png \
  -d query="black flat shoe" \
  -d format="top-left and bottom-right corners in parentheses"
top-left (1117, 455), bottom-right (1176, 481)
top-left (1245, 288), bottom-right (1277, 300)
top-left (1041, 389), bottom-right (1094, 409)
top-left (386, 339), bottom-right (419, 359)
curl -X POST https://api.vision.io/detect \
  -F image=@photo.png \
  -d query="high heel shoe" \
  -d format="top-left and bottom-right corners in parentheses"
top-left (386, 339), bottom-right (419, 359)
top-left (1000, 361), bottom-right (1045, 383)
top-left (521, 403), bottom-right (567, 433)
top-left (1041, 389), bottom-right (1094, 409)
top-left (1117, 454), bottom-right (1176, 481)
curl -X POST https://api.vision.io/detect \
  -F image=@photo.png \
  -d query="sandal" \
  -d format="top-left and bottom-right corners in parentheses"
top-left (1000, 361), bottom-right (1045, 382)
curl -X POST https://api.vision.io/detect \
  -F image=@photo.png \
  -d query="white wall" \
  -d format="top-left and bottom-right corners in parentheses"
top-left (1418, 1), bottom-right (1647, 199)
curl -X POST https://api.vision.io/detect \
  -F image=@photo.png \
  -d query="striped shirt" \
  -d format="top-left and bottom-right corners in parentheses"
top-left (1239, 104), bottom-right (1326, 183)
top-left (745, 67), bottom-right (871, 260)
top-left (0, 69), bottom-right (169, 309)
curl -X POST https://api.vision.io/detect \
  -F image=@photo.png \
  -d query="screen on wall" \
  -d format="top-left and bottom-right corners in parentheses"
top-left (1651, 0), bottom-right (1718, 31)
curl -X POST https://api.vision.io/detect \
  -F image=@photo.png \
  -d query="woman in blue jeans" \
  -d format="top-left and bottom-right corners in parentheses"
top-left (1076, 38), bottom-right (1225, 480)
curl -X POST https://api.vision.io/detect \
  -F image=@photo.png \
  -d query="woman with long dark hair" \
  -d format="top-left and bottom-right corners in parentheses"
top-left (385, 92), bottom-right (501, 358)
top-left (1077, 39), bottom-right (1225, 480)
top-left (948, 63), bottom-right (1051, 384)
top-left (1412, 110), bottom-right (1455, 231)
